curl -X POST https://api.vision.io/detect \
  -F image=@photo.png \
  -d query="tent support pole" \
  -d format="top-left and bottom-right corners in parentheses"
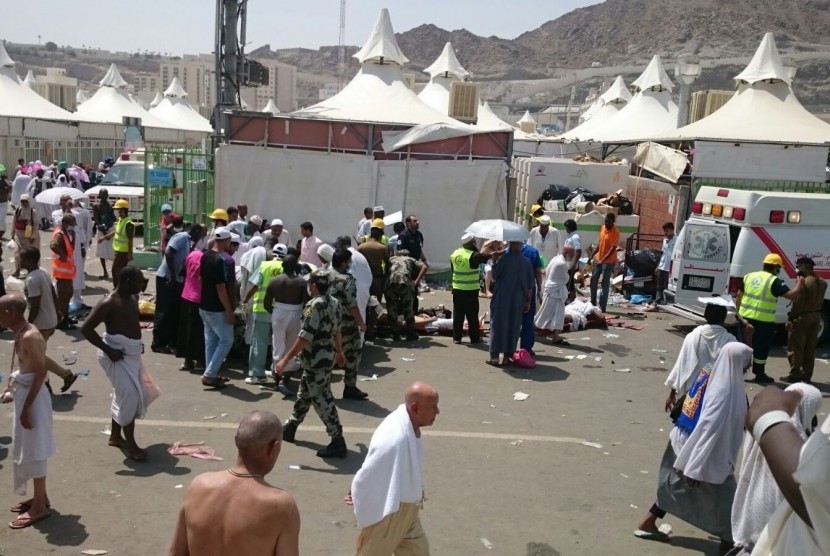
top-left (402, 147), bottom-right (411, 216)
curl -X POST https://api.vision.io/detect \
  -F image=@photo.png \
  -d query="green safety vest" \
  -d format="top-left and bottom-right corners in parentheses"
top-left (738, 270), bottom-right (778, 323)
top-left (113, 217), bottom-right (133, 253)
top-left (450, 247), bottom-right (479, 291)
top-left (252, 260), bottom-right (284, 313)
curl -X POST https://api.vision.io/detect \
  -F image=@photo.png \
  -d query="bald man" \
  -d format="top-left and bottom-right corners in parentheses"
top-left (170, 410), bottom-right (300, 556)
top-left (348, 382), bottom-right (439, 555)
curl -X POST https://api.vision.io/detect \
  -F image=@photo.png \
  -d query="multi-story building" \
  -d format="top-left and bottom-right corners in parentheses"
top-left (133, 74), bottom-right (159, 95)
top-left (29, 68), bottom-right (77, 111)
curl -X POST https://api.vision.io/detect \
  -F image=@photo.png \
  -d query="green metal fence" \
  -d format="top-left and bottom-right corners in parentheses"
top-left (143, 147), bottom-right (215, 248)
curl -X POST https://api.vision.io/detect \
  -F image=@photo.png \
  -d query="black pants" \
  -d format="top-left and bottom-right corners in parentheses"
top-left (657, 270), bottom-right (669, 302)
top-left (452, 289), bottom-right (480, 343)
top-left (742, 318), bottom-right (776, 377)
top-left (152, 277), bottom-right (182, 350)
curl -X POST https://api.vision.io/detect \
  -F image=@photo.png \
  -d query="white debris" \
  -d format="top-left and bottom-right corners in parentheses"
top-left (510, 440), bottom-right (523, 446)
top-left (658, 523), bottom-right (673, 535)
top-left (203, 416), bottom-right (216, 420)
top-left (576, 355), bottom-right (587, 360)
top-left (220, 413), bottom-right (228, 417)
top-left (603, 333), bottom-right (620, 338)
top-left (580, 337), bottom-right (591, 341)
top-left (359, 374), bottom-right (379, 381)
top-left (620, 473), bottom-right (629, 479)
top-left (401, 357), bottom-right (416, 362)
top-left (81, 551), bottom-right (109, 556)
top-left (513, 392), bottom-right (530, 401)
top-left (480, 538), bottom-right (494, 550)
top-left (174, 484), bottom-right (183, 489)
top-left (615, 368), bottom-right (632, 373)
top-left (630, 504), bottom-right (638, 509)
top-left (565, 355), bottom-right (576, 360)
top-left (594, 356), bottom-right (603, 362)
top-left (288, 465), bottom-right (301, 470)
top-left (581, 441), bottom-right (603, 449)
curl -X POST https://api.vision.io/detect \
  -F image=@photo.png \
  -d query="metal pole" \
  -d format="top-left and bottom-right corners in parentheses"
top-left (676, 83), bottom-right (691, 128)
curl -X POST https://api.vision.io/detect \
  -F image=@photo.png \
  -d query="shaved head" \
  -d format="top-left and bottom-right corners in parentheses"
top-left (405, 382), bottom-right (440, 433)
top-left (0, 294), bottom-right (27, 315)
top-left (405, 381), bottom-right (438, 405)
top-left (235, 411), bottom-right (282, 454)
top-left (562, 245), bottom-right (575, 258)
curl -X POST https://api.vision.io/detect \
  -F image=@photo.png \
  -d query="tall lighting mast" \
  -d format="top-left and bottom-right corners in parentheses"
top-left (338, 0), bottom-right (346, 91)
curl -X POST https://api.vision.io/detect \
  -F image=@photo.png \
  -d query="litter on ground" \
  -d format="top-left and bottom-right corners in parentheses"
top-left (513, 392), bottom-right (530, 401)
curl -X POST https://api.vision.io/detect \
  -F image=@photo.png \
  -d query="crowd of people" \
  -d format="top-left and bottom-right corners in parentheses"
top-left (0, 169), bottom-right (828, 554)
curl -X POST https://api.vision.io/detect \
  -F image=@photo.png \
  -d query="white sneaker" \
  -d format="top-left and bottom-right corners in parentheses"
top-left (245, 377), bottom-right (268, 385)
top-left (265, 370), bottom-right (275, 378)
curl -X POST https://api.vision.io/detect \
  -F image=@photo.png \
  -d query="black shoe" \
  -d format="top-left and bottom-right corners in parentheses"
top-left (316, 435), bottom-right (347, 458)
top-left (343, 385), bottom-right (368, 400)
top-left (391, 333), bottom-right (403, 342)
top-left (282, 421), bottom-right (297, 443)
top-left (405, 332), bottom-right (419, 341)
top-left (780, 375), bottom-right (810, 384)
top-left (151, 345), bottom-right (173, 354)
top-left (752, 374), bottom-right (775, 384)
top-left (453, 339), bottom-right (462, 344)
top-left (60, 373), bottom-right (78, 393)
top-left (276, 383), bottom-right (296, 398)
top-left (56, 320), bottom-right (78, 331)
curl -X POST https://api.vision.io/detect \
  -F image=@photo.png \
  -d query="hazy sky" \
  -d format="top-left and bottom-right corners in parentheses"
top-left (2, 0), bottom-right (602, 55)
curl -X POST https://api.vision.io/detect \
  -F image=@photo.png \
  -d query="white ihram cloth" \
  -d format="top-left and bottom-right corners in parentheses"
top-left (528, 225), bottom-right (561, 263)
top-left (534, 254), bottom-right (569, 331)
top-left (71, 207), bottom-right (92, 295)
top-left (11, 173), bottom-right (33, 206)
top-left (732, 383), bottom-right (822, 551)
top-left (97, 333), bottom-right (147, 426)
top-left (752, 413), bottom-right (830, 556)
top-left (352, 404), bottom-right (424, 528)
top-left (666, 324), bottom-right (736, 395)
top-left (671, 343), bottom-right (752, 484)
top-left (564, 299), bottom-right (597, 330)
top-left (348, 247), bottom-right (372, 325)
top-left (271, 302), bottom-right (303, 373)
top-left (11, 370), bottom-right (55, 495)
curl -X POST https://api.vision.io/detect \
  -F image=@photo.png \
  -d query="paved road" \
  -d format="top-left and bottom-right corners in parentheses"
top-left (0, 250), bottom-right (826, 555)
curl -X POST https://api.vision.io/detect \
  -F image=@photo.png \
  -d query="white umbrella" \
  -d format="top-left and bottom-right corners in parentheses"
top-left (34, 186), bottom-right (86, 206)
top-left (465, 219), bottom-right (529, 242)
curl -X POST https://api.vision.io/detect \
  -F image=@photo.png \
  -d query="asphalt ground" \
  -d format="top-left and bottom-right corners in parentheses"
top-left (0, 242), bottom-right (827, 556)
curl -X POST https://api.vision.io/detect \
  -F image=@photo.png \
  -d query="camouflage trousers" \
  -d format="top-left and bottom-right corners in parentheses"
top-left (340, 321), bottom-right (363, 388)
top-left (287, 368), bottom-right (343, 438)
top-left (385, 283), bottom-right (414, 327)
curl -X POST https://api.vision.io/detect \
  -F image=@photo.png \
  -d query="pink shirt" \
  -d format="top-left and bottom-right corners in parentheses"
top-left (182, 250), bottom-right (204, 303)
top-left (300, 235), bottom-right (324, 267)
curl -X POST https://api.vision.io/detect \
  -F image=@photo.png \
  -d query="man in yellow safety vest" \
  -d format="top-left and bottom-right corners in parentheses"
top-left (99, 199), bottom-right (134, 289)
top-left (736, 253), bottom-right (803, 383)
top-left (242, 244), bottom-right (286, 384)
top-left (450, 233), bottom-right (492, 345)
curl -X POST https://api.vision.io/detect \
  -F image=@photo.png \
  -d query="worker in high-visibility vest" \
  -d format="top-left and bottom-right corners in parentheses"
top-left (736, 253), bottom-right (803, 383)
top-left (50, 213), bottom-right (77, 330)
top-left (450, 233), bottom-right (492, 345)
top-left (98, 199), bottom-right (134, 289)
top-left (242, 244), bottom-right (286, 384)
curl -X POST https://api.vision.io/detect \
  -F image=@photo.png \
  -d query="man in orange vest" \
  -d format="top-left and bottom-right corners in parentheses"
top-left (50, 213), bottom-right (77, 330)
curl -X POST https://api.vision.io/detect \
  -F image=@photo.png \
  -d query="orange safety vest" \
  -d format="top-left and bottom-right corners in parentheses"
top-left (51, 229), bottom-right (76, 280)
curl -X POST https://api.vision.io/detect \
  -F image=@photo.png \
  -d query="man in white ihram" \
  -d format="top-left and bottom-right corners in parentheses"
top-left (347, 382), bottom-right (440, 555)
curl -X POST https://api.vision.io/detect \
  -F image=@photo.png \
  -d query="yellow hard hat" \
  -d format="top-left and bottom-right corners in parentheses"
top-left (113, 199), bottom-right (129, 209)
top-left (210, 208), bottom-right (229, 221)
top-left (530, 204), bottom-right (543, 216)
top-left (371, 218), bottom-right (385, 229)
top-left (763, 253), bottom-right (783, 266)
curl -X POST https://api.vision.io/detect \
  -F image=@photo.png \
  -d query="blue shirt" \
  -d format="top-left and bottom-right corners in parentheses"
top-left (156, 231), bottom-right (191, 281)
top-left (507, 244), bottom-right (543, 293)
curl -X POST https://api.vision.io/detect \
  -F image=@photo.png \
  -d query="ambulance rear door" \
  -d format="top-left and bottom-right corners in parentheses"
top-left (669, 217), bottom-right (731, 313)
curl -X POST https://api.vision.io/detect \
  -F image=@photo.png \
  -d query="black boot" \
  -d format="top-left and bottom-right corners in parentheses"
top-left (282, 420), bottom-right (298, 443)
top-left (343, 385), bottom-right (368, 400)
top-left (316, 435), bottom-right (347, 458)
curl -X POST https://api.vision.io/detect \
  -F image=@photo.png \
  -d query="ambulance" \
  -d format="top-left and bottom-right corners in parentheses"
top-left (663, 186), bottom-right (830, 343)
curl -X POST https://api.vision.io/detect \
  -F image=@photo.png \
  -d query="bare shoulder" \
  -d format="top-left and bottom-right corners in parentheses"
top-left (261, 484), bottom-right (300, 517)
top-left (22, 326), bottom-right (45, 347)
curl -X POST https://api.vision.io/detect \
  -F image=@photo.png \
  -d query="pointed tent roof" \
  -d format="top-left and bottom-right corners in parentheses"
top-left (353, 9), bottom-right (409, 66)
top-left (76, 89), bottom-right (90, 105)
top-left (600, 75), bottom-right (632, 104)
top-left (99, 63), bottom-right (128, 88)
top-left (292, 10), bottom-right (461, 126)
top-left (734, 32), bottom-right (791, 85)
top-left (262, 99), bottom-right (280, 114)
top-left (631, 55), bottom-right (673, 92)
top-left (584, 88), bottom-right (678, 142)
top-left (475, 101), bottom-right (513, 131)
top-left (163, 77), bottom-right (187, 98)
top-left (77, 64), bottom-right (175, 128)
top-left (23, 70), bottom-right (37, 88)
top-left (0, 45), bottom-right (77, 121)
top-left (423, 42), bottom-right (468, 80)
top-left (518, 110), bottom-right (536, 124)
top-left (149, 91), bottom-right (163, 107)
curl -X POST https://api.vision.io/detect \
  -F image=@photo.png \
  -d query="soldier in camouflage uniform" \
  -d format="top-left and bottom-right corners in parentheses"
top-left (329, 248), bottom-right (369, 400)
top-left (385, 249), bottom-right (427, 342)
top-left (275, 270), bottom-right (348, 458)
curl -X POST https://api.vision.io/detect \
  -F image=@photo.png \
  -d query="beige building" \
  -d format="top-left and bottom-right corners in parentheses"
top-left (30, 68), bottom-right (78, 111)
top-left (133, 74), bottom-right (160, 95)
top-left (158, 55), bottom-right (296, 113)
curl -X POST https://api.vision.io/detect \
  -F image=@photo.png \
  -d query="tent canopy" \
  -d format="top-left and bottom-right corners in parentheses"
top-left (0, 42), bottom-right (77, 121)
top-left (653, 34), bottom-right (830, 145)
top-left (423, 42), bottom-right (468, 80)
top-left (150, 77), bottom-right (212, 133)
top-left (163, 77), bottom-right (188, 98)
top-left (632, 55), bottom-right (674, 92)
top-left (559, 76), bottom-right (631, 140)
top-left (353, 8), bottom-right (408, 66)
top-left (262, 99), bottom-right (280, 114)
top-left (600, 75), bottom-right (633, 104)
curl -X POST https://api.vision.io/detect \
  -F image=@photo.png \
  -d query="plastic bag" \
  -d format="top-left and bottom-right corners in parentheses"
top-left (6, 240), bottom-right (15, 251)
top-left (140, 366), bottom-right (161, 406)
top-left (512, 349), bottom-right (536, 368)
top-left (630, 294), bottom-right (653, 305)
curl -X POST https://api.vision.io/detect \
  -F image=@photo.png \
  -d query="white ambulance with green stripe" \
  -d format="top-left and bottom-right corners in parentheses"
top-left (663, 186), bottom-right (830, 343)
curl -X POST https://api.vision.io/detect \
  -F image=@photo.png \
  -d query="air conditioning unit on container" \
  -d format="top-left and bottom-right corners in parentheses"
top-left (449, 82), bottom-right (480, 124)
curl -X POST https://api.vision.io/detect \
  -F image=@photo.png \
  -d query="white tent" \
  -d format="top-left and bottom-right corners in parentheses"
top-left (76, 63), bottom-right (175, 128)
top-left (418, 42), bottom-right (468, 114)
top-left (76, 89), bottom-right (90, 105)
top-left (262, 99), bottom-right (280, 114)
top-left (291, 9), bottom-right (461, 126)
top-left (0, 42), bottom-right (77, 121)
top-left (587, 56), bottom-right (678, 143)
top-left (23, 70), bottom-right (37, 88)
top-left (559, 76), bottom-right (632, 140)
top-left (476, 101), bottom-right (514, 132)
top-left (149, 77), bottom-right (213, 133)
top-left (149, 91), bottom-right (163, 108)
top-left (654, 33), bottom-right (830, 144)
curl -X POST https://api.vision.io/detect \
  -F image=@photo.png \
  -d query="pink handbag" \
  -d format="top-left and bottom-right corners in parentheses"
top-left (512, 349), bottom-right (536, 368)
